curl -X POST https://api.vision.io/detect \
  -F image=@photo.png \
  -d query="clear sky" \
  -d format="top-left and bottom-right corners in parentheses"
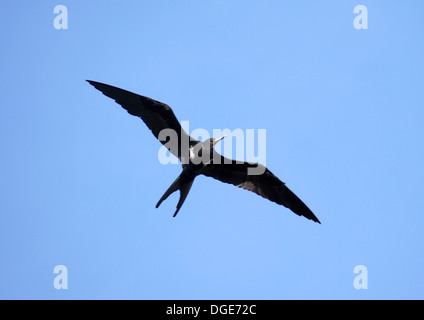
top-left (1, 1), bottom-right (423, 300)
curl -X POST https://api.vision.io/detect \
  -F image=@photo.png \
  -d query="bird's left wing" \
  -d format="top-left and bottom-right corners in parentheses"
top-left (87, 80), bottom-right (198, 162)
top-left (201, 153), bottom-right (320, 223)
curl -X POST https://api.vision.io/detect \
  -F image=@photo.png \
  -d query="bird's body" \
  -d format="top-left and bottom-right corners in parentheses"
top-left (87, 80), bottom-right (320, 224)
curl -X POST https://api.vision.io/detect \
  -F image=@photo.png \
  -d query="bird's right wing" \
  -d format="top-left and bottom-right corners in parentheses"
top-left (87, 80), bottom-right (198, 162)
top-left (201, 153), bottom-right (320, 223)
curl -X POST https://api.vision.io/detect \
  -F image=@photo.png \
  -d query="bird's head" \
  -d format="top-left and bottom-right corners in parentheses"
top-left (209, 135), bottom-right (227, 149)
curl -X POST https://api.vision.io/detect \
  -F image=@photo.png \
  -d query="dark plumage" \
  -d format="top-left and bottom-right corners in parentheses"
top-left (87, 80), bottom-right (320, 224)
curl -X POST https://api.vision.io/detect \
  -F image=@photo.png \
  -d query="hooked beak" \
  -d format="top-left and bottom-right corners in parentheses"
top-left (213, 135), bottom-right (227, 147)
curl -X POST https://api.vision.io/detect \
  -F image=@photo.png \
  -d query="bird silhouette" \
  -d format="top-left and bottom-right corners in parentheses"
top-left (87, 80), bottom-right (320, 223)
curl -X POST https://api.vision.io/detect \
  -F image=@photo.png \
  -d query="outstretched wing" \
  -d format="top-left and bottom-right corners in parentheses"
top-left (201, 153), bottom-right (320, 223)
top-left (87, 80), bottom-right (197, 162)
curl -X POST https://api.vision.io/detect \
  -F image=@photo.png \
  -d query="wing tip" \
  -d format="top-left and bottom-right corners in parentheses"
top-left (301, 208), bottom-right (321, 224)
top-left (311, 216), bottom-right (321, 224)
top-left (86, 79), bottom-right (99, 87)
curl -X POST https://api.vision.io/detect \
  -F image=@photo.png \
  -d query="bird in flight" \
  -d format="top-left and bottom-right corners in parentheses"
top-left (87, 80), bottom-right (320, 223)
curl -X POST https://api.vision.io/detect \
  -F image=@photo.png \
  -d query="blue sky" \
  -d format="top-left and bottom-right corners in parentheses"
top-left (1, 1), bottom-right (423, 299)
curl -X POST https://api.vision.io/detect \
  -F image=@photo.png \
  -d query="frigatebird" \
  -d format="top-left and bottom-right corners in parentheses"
top-left (87, 80), bottom-right (320, 223)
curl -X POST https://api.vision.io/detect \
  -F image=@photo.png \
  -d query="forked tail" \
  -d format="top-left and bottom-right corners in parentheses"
top-left (156, 175), bottom-right (194, 217)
